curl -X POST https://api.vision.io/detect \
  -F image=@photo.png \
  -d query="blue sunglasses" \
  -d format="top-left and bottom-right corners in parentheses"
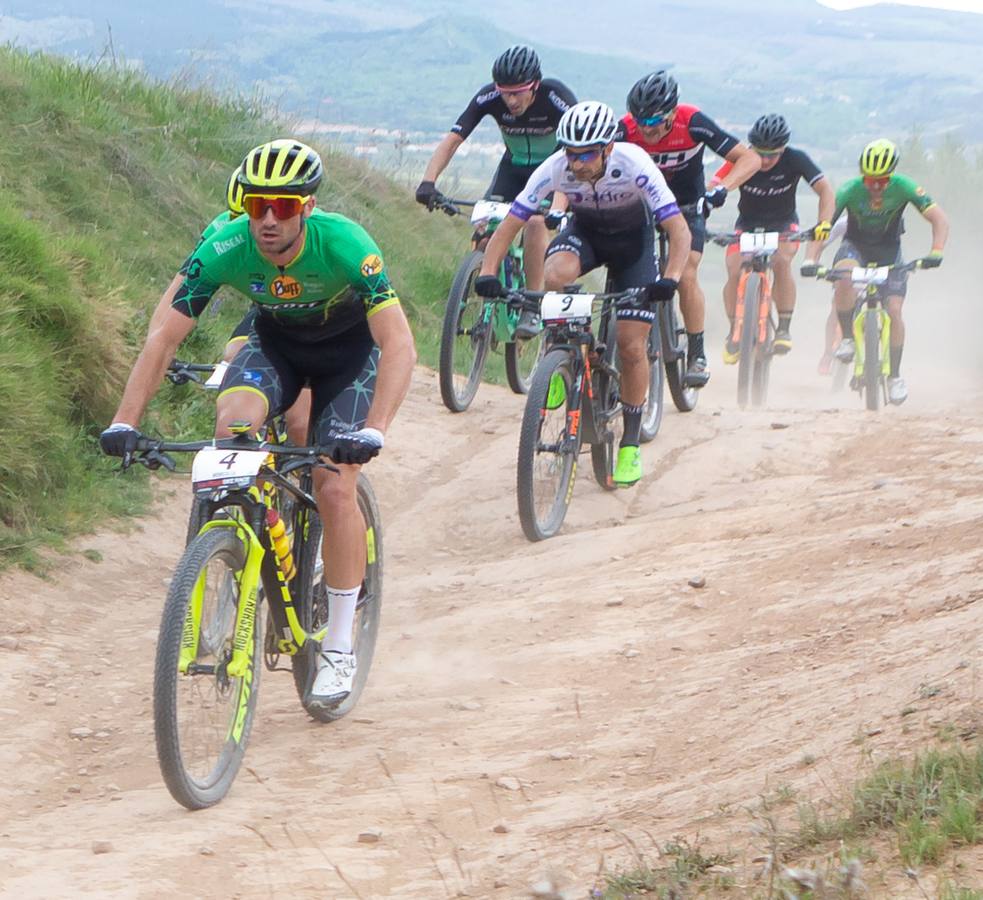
top-left (638, 112), bottom-right (670, 127)
top-left (564, 147), bottom-right (604, 163)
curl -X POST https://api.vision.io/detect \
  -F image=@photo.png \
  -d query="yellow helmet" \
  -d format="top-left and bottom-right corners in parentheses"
top-left (226, 168), bottom-right (245, 217)
top-left (238, 139), bottom-right (323, 196)
top-left (859, 139), bottom-right (899, 177)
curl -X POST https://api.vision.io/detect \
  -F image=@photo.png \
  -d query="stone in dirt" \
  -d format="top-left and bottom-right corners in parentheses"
top-left (549, 751), bottom-right (574, 761)
top-left (495, 776), bottom-right (521, 791)
top-left (688, 575), bottom-right (707, 589)
top-left (492, 823), bottom-right (510, 834)
top-left (0, 637), bottom-right (20, 651)
top-left (199, 846), bottom-right (215, 856)
top-left (91, 841), bottom-right (113, 855)
top-left (605, 598), bottom-right (624, 607)
top-left (357, 829), bottom-right (382, 843)
top-left (70, 727), bottom-right (94, 739)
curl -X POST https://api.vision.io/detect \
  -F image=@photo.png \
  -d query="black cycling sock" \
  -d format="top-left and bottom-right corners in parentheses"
top-left (837, 310), bottom-right (853, 340)
top-left (778, 313), bottom-right (792, 333)
top-left (890, 345), bottom-right (903, 378)
top-left (621, 403), bottom-right (645, 447)
top-left (687, 331), bottom-right (705, 361)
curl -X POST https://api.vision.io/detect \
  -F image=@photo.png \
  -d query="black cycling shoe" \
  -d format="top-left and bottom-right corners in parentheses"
top-left (772, 326), bottom-right (792, 355)
top-left (683, 355), bottom-right (710, 388)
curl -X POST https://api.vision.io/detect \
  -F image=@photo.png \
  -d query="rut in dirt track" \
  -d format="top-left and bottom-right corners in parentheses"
top-left (1, 361), bottom-right (982, 899)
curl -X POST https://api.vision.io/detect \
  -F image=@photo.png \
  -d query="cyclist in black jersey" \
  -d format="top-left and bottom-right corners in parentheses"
top-left (709, 114), bottom-right (834, 360)
top-left (415, 45), bottom-right (576, 295)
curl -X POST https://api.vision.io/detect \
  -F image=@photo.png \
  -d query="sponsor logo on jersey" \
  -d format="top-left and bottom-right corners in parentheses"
top-left (548, 90), bottom-right (570, 112)
top-left (249, 281), bottom-right (266, 294)
top-left (635, 175), bottom-right (650, 188)
top-left (270, 275), bottom-right (303, 299)
top-left (360, 254), bottom-right (384, 277)
top-left (242, 370), bottom-right (262, 385)
top-left (476, 89), bottom-right (499, 104)
top-left (213, 235), bottom-right (246, 256)
top-left (651, 145), bottom-right (703, 169)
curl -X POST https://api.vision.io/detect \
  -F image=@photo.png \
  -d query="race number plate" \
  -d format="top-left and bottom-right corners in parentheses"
top-left (852, 266), bottom-right (890, 285)
top-left (192, 447), bottom-right (268, 493)
top-left (540, 292), bottom-right (595, 323)
top-left (739, 232), bottom-right (780, 253)
top-left (204, 361), bottom-right (229, 389)
top-left (470, 200), bottom-right (512, 225)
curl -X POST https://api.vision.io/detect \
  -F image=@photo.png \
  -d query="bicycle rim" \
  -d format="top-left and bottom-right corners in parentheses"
top-left (751, 304), bottom-right (774, 408)
top-left (662, 302), bottom-right (697, 412)
top-left (736, 274), bottom-right (760, 408)
top-left (154, 527), bottom-right (259, 809)
top-left (639, 321), bottom-right (665, 442)
top-left (439, 249), bottom-right (491, 412)
top-left (517, 349), bottom-right (579, 541)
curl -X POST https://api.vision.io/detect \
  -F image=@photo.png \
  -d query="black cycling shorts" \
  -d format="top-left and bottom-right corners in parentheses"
top-left (486, 155), bottom-right (545, 205)
top-left (219, 316), bottom-right (379, 442)
top-left (681, 206), bottom-right (707, 255)
top-left (226, 307), bottom-right (257, 347)
top-left (546, 220), bottom-right (659, 324)
top-left (833, 238), bottom-right (908, 298)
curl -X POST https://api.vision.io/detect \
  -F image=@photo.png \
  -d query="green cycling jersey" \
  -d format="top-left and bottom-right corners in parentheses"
top-left (172, 211), bottom-right (399, 339)
top-left (833, 173), bottom-right (935, 247)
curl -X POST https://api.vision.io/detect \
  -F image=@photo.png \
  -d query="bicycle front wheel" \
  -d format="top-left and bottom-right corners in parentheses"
top-left (291, 475), bottom-right (383, 722)
top-left (639, 320), bottom-right (665, 443)
top-left (154, 526), bottom-right (259, 809)
top-left (439, 249), bottom-right (491, 412)
top-left (736, 274), bottom-right (761, 409)
top-left (517, 348), bottom-right (581, 541)
top-left (662, 301), bottom-right (697, 413)
top-left (864, 309), bottom-right (882, 411)
top-left (590, 341), bottom-right (624, 491)
top-left (504, 333), bottom-right (543, 394)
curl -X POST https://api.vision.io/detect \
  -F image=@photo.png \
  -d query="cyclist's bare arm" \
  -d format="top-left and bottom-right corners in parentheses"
top-left (716, 143), bottom-right (761, 190)
top-left (363, 304), bottom-right (417, 435)
top-left (806, 175), bottom-right (836, 260)
top-left (661, 212), bottom-right (691, 281)
top-left (923, 204), bottom-right (949, 252)
top-left (113, 307), bottom-right (196, 426)
top-left (146, 273), bottom-right (184, 337)
top-left (478, 213), bottom-right (525, 277)
top-left (549, 192), bottom-right (570, 214)
top-left (422, 133), bottom-right (465, 183)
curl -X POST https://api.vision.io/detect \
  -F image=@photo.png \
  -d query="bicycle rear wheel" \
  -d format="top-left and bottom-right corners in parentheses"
top-left (639, 320), bottom-right (665, 442)
top-left (751, 305), bottom-right (775, 408)
top-left (291, 475), bottom-right (383, 722)
top-left (736, 274), bottom-right (761, 409)
top-left (590, 339), bottom-right (624, 490)
top-left (864, 309), bottom-right (881, 411)
top-left (505, 334), bottom-right (543, 394)
top-left (662, 300), bottom-right (697, 412)
top-left (517, 348), bottom-right (581, 541)
top-left (439, 249), bottom-right (491, 412)
top-left (154, 526), bottom-right (259, 809)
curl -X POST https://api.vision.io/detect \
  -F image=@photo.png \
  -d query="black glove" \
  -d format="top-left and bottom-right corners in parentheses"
top-left (328, 427), bottom-right (384, 466)
top-left (415, 180), bottom-right (439, 210)
top-left (544, 210), bottom-right (567, 231)
top-left (800, 262), bottom-right (820, 278)
top-left (474, 275), bottom-right (506, 298)
top-left (646, 277), bottom-right (679, 304)
top-left (704, 185), bottom-right (728, 209)
top-left (99, 423), bottom-right (140, 458)
top-left (920, 252), bottom-right (943, 269)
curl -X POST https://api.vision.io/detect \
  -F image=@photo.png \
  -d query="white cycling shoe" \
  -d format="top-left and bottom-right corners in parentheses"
top-left (310, 650), bottom-right (356, 707)
top-left (834, 338), bottom-right (855, 362)
top-left (887, 376), bottom-right (908, 405)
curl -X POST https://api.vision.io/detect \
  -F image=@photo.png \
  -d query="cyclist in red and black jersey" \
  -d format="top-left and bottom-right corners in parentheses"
top-left (616, 70), bottom-right (760, 387)
top-left (710, 114), bottom-right (834, 361)
top-left (415, 45), bottom-right (576, 294)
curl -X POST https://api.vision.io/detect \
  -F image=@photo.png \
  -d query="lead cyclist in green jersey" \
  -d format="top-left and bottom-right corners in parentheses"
top-left (804, 138), bottom-right (948, 405)
top-left (101, 139), bottom-right (416, 707)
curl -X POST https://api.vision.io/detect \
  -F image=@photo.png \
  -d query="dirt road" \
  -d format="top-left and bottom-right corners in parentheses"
top-left (1, 345), bottom-right (982, 898)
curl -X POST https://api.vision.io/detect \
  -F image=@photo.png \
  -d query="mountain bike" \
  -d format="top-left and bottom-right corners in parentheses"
top-left (709, 229), bottom-right (812, 408)
top-left (506, 285), bottom-right (659, 541)
top-left (123, 429), bottom-right (382, 809)
top-left (431, 193), bottom-right (543, 411)
top-left (806, 259), bottom-right (927, 411)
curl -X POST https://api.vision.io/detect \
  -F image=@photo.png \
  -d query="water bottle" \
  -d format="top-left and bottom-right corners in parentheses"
top-left (266, 508), bottom-right (295, 580)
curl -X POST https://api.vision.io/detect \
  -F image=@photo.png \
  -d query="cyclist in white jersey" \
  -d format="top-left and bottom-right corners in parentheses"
top-left (476, 101), bottom-right (690, 487)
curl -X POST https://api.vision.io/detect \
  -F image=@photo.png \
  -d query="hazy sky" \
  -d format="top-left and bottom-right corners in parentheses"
top-left (819, 0), bottom-right (983, 11)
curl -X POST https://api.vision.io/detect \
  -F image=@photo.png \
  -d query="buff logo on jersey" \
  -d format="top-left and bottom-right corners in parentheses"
top-left (360, 254), bottom-right (384, 277)
top-left (271, 275), bottom-right (303, 299)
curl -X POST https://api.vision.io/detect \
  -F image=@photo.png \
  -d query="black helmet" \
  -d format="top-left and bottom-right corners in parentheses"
top-left (748, 114), bottom-right (791, 150)
top-left (492, 45), bottom-right (541, 86)
top-left (627, 70), bottom-right (679, 120)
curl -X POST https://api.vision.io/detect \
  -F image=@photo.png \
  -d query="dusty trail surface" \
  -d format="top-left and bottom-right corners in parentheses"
top-left (1, 350), bottom-right (982, 898)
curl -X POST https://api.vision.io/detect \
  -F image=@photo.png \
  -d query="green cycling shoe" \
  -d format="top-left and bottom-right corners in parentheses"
top-left (546, 372), bottom-right (567, 410)
top-left (613, 445), bottom-right (642, 487)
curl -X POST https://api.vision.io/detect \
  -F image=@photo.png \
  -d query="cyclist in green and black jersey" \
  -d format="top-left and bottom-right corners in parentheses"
top-left (805, 139), bottom-right (948, 405)
top-left (415, 45), bottom-right (576, 299)
top-left (101, 140), bottom-right (417, 707)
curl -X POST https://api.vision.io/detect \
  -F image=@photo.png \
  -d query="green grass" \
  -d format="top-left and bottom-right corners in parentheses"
top-left (595, 836), bottom-right (733, 899)
top-left (0, 47), bottom-right (462, 567)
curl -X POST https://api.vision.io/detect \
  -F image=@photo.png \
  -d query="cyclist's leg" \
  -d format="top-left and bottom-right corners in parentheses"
top-left (487, 157), bottom-right (549, 292)
top-left (215, 328), bottom-right (296, 437)
top-left (722, 247), bottom-right (742, 361)
top-left (832, 239), bottom-right (861, 359)
top-left (772, 238), bottom-right (799, 351)
top-left (543, 221), bottom-right (595, 290)
top-left (676, 209), bottom-right (709, 384)
top-left (222, 308), bottom-right (257, 363)
top-left (885, 255), bottom-right (909, 385)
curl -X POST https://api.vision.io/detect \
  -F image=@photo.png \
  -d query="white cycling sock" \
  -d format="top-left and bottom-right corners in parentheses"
top-left (322, 585), bottom-right (360, 654)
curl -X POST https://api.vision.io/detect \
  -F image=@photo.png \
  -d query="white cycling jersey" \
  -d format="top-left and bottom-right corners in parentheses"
top-left (510, 142), bottom-right (681, 234)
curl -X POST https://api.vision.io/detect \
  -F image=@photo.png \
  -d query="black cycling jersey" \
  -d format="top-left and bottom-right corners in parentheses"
top-left (734, 147), bottom-right (824, 230)
top-left (451, 78), bottom-right (577, 166)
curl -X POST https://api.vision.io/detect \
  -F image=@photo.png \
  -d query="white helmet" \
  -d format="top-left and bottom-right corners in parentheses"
top-left (556, 101), bottom-right (618, 148)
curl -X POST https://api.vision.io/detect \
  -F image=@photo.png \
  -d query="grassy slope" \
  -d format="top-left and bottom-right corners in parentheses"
top-left (0, 47), bottom-right (462, 566)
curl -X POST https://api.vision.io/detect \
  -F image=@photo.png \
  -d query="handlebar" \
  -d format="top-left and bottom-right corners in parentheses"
top-left (491, 285), bottom-right (656, 314)
top-left (166, 359), bottom-right (217, 386)
top-left (709, 229), bottom-right (814, 248)
top-left (804, 258), bottom-right (929, 282)
top-left (126, 433), bottom-right (343, 474)
top-left (431, 193), bottom-right (478, 217)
